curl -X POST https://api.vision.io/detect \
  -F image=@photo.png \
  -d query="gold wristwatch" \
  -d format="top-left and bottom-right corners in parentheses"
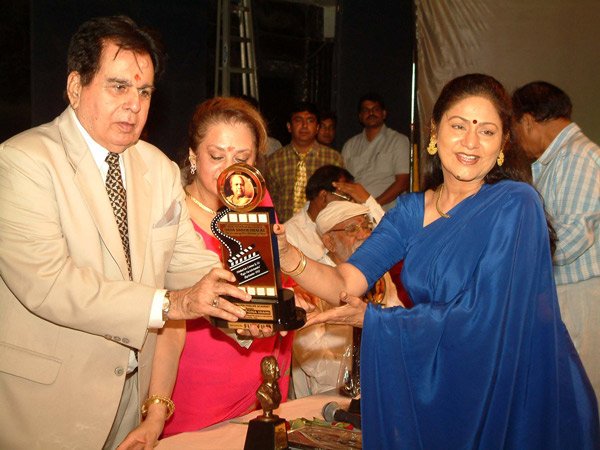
top-left (162, 291), bottom-right (171, 322)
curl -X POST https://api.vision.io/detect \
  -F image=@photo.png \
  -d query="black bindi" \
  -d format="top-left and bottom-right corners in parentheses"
top-left (472, 119), bottom-right (478, 124)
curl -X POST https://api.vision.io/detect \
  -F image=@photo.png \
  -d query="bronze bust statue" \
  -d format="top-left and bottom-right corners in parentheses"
top-left (256, 355), bottom-right (281, 418)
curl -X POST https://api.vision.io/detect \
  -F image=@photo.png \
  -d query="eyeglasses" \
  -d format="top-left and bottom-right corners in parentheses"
top-left (329, 191), bottom-right (352, 201)
top-left (329, 219), bottom-right (373, 235)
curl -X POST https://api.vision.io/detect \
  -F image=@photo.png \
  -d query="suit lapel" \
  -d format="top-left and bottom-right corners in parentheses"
top-left (58, 108), bottom-right (131, 280)
top-left (123, 146), bottom-right (151, 282)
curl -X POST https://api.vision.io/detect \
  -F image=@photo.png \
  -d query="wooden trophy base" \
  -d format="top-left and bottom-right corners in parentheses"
top-left (244, 415), bottom-right (289, 450)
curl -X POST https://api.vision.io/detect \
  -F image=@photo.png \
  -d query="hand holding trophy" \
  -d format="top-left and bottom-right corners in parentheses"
top-left (210, 163), bottom-right (306, 331)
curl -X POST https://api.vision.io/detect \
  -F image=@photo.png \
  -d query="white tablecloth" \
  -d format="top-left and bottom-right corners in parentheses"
top-left (157, 392), bottom-right (351, 450)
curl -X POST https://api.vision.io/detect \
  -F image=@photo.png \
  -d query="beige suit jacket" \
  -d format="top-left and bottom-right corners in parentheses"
top-left (0, 108), bottom-right (220, 449)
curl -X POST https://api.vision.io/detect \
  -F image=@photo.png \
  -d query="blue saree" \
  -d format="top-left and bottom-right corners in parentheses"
top-left (348, 180), bottom-right (599, 449)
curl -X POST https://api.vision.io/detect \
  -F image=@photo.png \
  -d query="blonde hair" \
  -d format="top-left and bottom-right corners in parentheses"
top-left (184, 97), bottom-right (268, 184)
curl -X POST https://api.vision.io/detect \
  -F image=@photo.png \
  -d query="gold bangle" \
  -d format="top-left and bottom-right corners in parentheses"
top-left (280, 245), bottom-right (307, 277)
top-left (141, 395), bottom-right (175, 421)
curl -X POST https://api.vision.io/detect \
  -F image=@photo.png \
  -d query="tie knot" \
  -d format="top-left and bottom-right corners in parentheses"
top-left (106, 152), bottom-right (120, 167)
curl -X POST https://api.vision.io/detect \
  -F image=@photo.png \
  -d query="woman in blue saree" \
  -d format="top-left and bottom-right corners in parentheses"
top-left (275, 74), bottom-right (598, 449)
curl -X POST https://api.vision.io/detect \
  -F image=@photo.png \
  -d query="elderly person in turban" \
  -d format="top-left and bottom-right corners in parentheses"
top-left (291, 201), bottom-right (402, 398)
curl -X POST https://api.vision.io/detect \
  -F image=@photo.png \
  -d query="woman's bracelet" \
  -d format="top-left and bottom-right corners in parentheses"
top-left (280, 245), bottom-right (307, 277)
top-left (141, 394), bottom-right (175, 421)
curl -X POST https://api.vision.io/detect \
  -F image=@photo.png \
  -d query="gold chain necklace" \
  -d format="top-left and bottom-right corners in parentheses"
top-left (435, 184), bottom-right (451, 219)
top-left (185, 188), bottom-right (217, 215)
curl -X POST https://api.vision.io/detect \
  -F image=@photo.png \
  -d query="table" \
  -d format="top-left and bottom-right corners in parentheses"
top-left (157, 392), bottom-right (352, 450)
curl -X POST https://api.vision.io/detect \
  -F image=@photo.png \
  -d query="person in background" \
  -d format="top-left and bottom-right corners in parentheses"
top-left (512, 81), bottom-right (600, 407)
top-left (292, 201), bottom-right (401, 398)
top-left (0, 16), bottom-right (250, 450)
top-left (342, 92), bottom-right (410, 210)
top-left (266, 102), bottom-right (343, 223)
top-left (276, 74), bottom-right (599, 448)
top-left (284, 164), bottom-right (384, 265)
top-left (284, 164), bottom-right (411, 310)
top-left (161, 97), bottom-right (295, 436)
top-left (317, 111), bottom-right (337, 148)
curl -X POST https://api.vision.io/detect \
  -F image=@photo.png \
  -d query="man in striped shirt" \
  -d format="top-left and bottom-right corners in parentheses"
top-left (513, 81), bottom-right (600, 406)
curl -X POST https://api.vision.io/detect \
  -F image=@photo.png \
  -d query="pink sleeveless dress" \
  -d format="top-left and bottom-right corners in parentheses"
top-left (162, 192), bottom-right (294, 436)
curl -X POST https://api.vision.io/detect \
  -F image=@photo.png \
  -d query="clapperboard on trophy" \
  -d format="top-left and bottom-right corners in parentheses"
top-left (211, 208), bottom-right (278, 298)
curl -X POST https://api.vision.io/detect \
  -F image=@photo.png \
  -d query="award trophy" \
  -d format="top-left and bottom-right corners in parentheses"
top-left (210, 163), bottom-right (306, 331)
top-left (244, 356), bottom-right (289, 450)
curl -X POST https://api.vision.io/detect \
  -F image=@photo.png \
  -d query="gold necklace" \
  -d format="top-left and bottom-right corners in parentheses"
top-left (435, 184), bottom-right (451, 219)
top-left (185, 188), bottom-right (217, 215)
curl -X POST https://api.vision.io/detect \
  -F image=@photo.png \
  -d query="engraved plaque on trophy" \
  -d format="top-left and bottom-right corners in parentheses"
top-left (210, 163), bottom-right (306, 331)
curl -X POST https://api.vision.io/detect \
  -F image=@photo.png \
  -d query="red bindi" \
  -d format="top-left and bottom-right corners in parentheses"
top-left (472, 119), bottom-right (478, 124)
top-left (135, 74), bottom-right (141, 81)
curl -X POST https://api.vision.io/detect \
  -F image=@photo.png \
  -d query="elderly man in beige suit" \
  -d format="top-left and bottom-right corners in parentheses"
top-left (0, 16), bottom-right (251, 449)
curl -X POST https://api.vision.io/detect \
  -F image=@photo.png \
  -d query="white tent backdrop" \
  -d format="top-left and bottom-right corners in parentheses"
top-left (415, 0), bottom-right (600, 158)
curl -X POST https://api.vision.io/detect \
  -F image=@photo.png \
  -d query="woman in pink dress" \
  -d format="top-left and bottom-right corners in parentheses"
top-left (162, 97), bottom-right (294, 436)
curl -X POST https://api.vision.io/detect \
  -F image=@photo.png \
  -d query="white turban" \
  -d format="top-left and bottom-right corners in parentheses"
top-left (315, 201), bottom-right (370, 235)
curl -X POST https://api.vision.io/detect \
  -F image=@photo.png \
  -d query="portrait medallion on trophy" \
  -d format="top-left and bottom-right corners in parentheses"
top-left (210, 163), bottom-right (305, 331)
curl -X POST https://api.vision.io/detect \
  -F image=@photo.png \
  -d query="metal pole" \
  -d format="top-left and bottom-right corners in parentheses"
top-left (239, 2), bottom-right (248, 95)
top-left (221, 0), bottom-right (231, 96)
top-left (409, 58), bottom-right (417, 192)
top-left (246, 0), bottom-right (258, 99)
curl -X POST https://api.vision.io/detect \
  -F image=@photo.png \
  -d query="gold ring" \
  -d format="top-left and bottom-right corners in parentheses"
top-left (212, 297), bottom-right (220, 308)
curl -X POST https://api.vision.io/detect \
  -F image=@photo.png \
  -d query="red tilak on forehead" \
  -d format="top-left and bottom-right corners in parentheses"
top-left (473, 119), bottom-right (478, 124)
top-left (135, 74), bottom-right (141, 81)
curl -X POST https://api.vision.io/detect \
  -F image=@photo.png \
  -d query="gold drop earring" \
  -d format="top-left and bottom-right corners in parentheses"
top-left (497, 151), bottom-right (504, 167)
top-left (427, 135), bottom-right (438, 155)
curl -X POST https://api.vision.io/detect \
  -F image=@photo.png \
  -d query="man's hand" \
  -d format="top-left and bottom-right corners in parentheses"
top-left (305, 291), bottom-right (367, 328)
top-left (167, 267), bottom-right (250, 321)
top-left (332, 181), bottom-right (371, 203)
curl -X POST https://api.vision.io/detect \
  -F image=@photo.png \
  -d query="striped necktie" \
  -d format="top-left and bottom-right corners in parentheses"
top-left (105, 152), bottom-right (132, 279)
top-left (293, 152), bottom-right (308, 214)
